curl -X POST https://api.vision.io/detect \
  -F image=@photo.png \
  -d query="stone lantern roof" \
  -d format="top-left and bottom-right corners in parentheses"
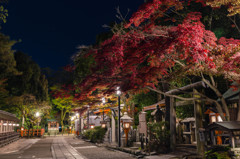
top-left (120, 112), bottom-right (133, 123)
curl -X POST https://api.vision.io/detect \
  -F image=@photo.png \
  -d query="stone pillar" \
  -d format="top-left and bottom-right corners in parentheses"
top-left (139, 112), bottom-right (147, 136)
top-left (193, 89), bottom-right (204, 156)
top-left (111, 110), bottom-right (116, 144)
top-left (57, 123), bottom-right (59, 132)
top-left (170, 97), bottom-right (176, 151)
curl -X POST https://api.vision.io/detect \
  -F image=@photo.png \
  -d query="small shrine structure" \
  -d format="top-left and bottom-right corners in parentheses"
top-left (47, 119), bottom-right (59, 134)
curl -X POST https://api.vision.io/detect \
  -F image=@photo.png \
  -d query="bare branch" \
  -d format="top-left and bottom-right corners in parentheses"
top-left (146, 86), bottom-right (197, 101)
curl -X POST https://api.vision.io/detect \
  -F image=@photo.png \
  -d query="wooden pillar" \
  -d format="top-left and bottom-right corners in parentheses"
top-left (231, 132), bottom-right (235, 149)
top-left (170, 97), bottom-right (176, 151)
top-left (165, 96), bottom-right (170, 130)
top-left (193, 89), bottom-right (204, 156)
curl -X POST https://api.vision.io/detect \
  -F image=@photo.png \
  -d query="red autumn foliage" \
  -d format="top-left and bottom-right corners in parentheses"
top-left (65, 0), bottom-right (240, 100)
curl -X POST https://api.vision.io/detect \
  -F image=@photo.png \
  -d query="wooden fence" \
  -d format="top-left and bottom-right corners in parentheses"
top-left (17, 129), bottom-right (45, 137)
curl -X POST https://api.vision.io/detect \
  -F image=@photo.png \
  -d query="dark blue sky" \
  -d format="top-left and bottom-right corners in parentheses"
top-left (2, 0), bottom-right (143, 70)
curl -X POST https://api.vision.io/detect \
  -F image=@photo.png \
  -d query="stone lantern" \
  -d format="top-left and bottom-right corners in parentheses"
top-left (120, 112), bottom-right (133, 146)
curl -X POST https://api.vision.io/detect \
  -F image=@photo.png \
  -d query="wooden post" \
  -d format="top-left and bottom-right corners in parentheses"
top-left (231, 132), bottom-right (235, 149)
top-left (193, 89), bottom-right (204, 156)
top-left (165, 97), bottom-right (170, 130)
top-left (170, 97), bottom-right (176, 151)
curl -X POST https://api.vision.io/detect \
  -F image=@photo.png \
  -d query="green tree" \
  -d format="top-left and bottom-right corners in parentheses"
top-left (0, 33), bottom-right (18, 80)
top-left (8, 94), bottom-right (51, 130)
top-left (0, 0), bottom-right (8, 25)
top-left (7, 51), bottom-right (48, 101)
top-left (51, 96), bottom-right (75, 128)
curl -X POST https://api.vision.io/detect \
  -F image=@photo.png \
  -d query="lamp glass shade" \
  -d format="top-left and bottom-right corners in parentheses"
top-left (124, 123), bottom-right (130, 129)
top-left (101, 123), bottom-right (106, 128)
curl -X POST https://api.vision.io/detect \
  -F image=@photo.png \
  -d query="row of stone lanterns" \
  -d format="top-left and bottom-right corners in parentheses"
top-left (82, 86), bottom-right (133, 147)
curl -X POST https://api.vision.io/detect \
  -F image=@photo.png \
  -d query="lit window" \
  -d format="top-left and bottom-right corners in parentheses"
top-left (211, 116), bottom-right (216, 123)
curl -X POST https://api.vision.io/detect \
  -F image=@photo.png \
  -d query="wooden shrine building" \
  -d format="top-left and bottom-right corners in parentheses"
top-left (0, 110), bottom-right (20, 147)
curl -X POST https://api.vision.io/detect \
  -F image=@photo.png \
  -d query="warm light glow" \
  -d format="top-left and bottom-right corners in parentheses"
top-left (102, 97), bottom-right (106, 104)
top-left (90, 125), bottom-right (94, 129)
top-left (116, 87), bottom-right (121, 95)
top-left (76, 113), bottom-right (79, 118)
top-left (217, 116), bottom-right (223, 122)
top-left (69, 126), bottom-right (72, 129)
top-left (101, 123), bottom-right (106, 128)
top-left (16, 124), bottom-right (19, 126)
top-left (36, 112), bottom-right (40, 117)
top-left (124, 123), bottom-right (130, 129)
top-left (117, 90), bottom-right (121, 95)
top-left (211, 116), bottom-right (216, 123)
top-left (21, 127), bottom-right (24, 131)
top-left (8, 123), bottom-right (12, 126)
top-left (71, 117), bottom-right (74, 121)
top-left (13, 124), bottom-right (16, 126)
top-left (3, 123), bottom-right (7, 126)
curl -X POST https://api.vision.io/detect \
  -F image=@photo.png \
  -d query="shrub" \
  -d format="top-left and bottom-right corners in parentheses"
top-left (147, 121), bottom-right (170, 153)
top-left (83, 126), bottom-right (107, 143)
top-left (205, 146), bottom-right (231, 159)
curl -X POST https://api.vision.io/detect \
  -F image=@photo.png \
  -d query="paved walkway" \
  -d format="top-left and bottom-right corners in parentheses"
top-left (0, 136), bottom-right (135, 159)
top-left (0, 138), bottom-right (40, 154)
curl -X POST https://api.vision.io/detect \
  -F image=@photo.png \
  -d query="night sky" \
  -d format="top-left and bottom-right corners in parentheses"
top-left (2, 0), bottom-right (143, 70)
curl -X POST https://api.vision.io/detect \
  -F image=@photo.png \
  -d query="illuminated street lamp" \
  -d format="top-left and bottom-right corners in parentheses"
top-left (35, 112), bottom-right (40, 117)
top-left (120, 112), bottom-right (133, 147)
top-left (116, 87), bottom-right (121, 147)
top-left (76, 113), bottom-right (79, 119)
top-left (35, 112), bottom-right (40, 128)
top-left (101, 97), bottom-right (106, 104)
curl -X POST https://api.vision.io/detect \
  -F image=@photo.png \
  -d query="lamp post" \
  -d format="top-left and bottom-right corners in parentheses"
top-left (35, 112), bottom-right (40, 128)
top-left (121, 112), bottom-right (133, 147)
top-left (101, 97), bottom-right (106, 120)
top-left (116, 87), bottom-right (121, 147)
top-left (101, 97), bottom-right (107, 129)
top-left (87, 105), bottom-right (90, 129)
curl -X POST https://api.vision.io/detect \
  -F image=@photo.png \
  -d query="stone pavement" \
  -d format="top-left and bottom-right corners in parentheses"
top-left (0, 138), bottom-right (40, 154)
top-left (0, 136), bottom-right (136, 159)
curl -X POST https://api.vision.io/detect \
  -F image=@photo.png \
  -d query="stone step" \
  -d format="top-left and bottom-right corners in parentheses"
top-left (133, 142), bottom-right (146, 148)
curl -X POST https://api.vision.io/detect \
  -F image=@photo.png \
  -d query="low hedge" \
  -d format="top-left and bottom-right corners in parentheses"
top-left (83, 126), bottom-right (107, 143)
